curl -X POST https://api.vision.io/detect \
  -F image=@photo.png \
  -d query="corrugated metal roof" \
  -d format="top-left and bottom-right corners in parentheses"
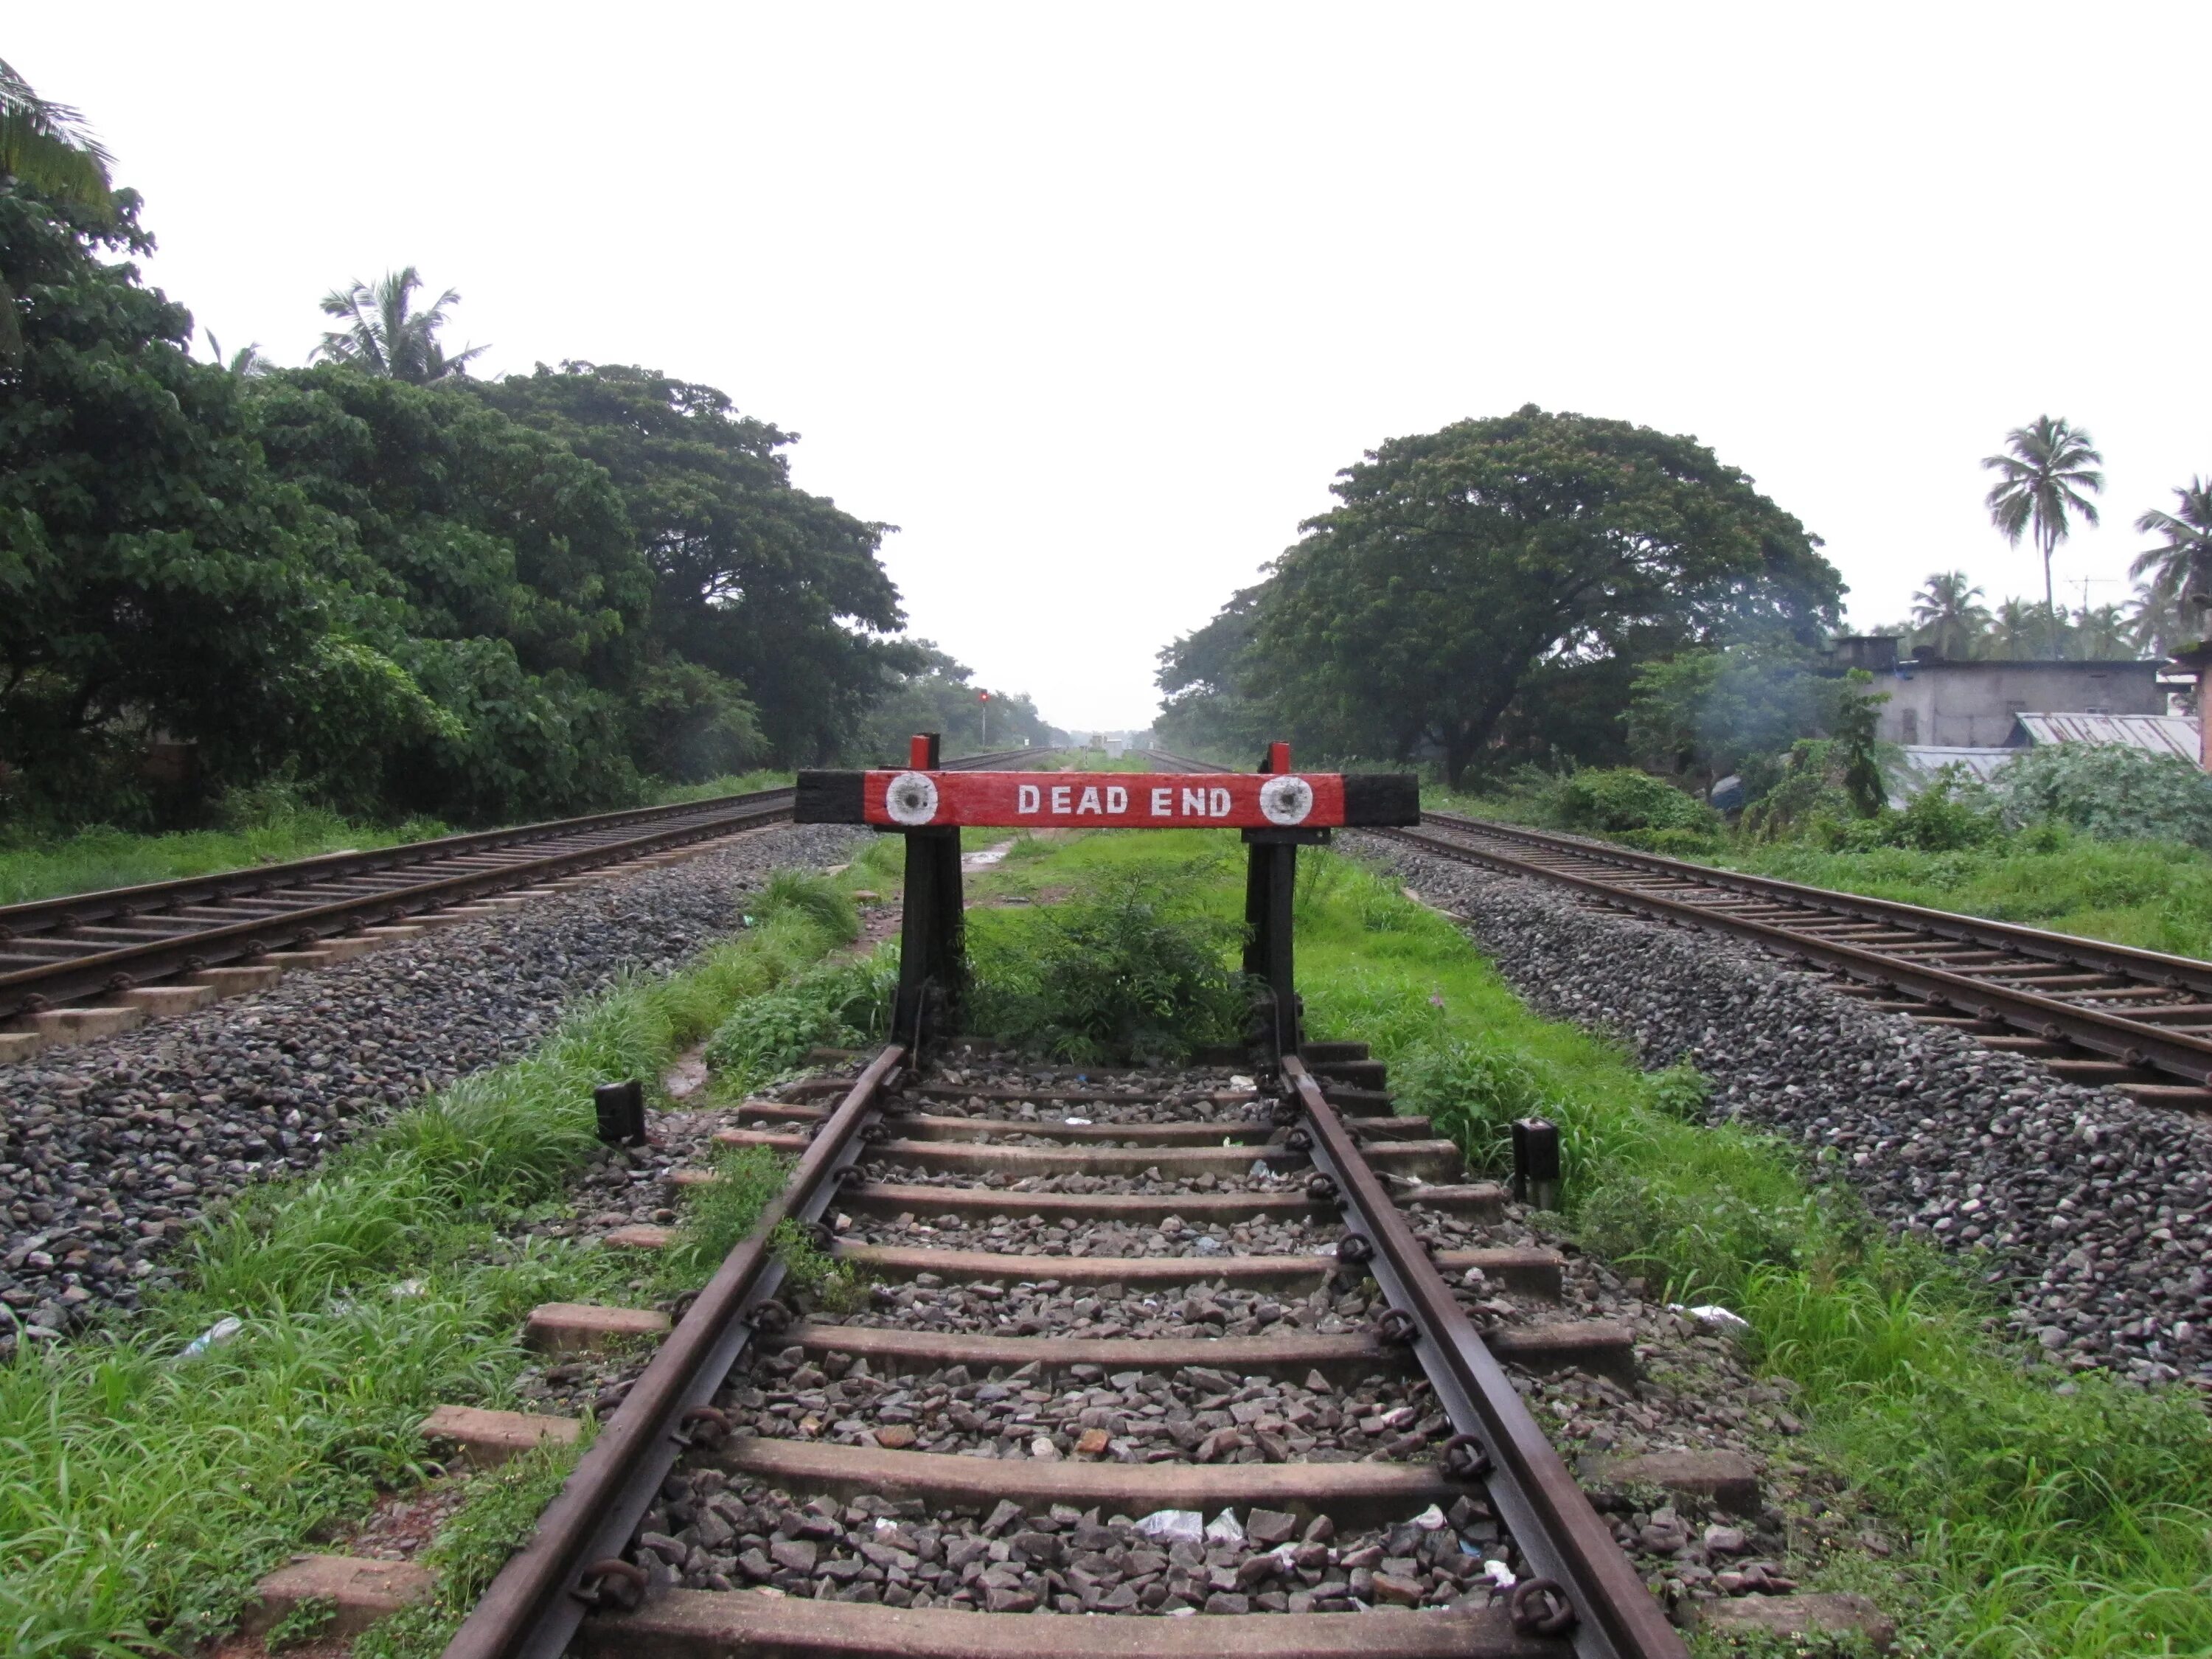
top-left (1891, 747), bottom-right (2015, 800)
top-left (2014, 712), bottom-right (2202, 762)
top-left (1893, 748), bottom-right (2017, 787)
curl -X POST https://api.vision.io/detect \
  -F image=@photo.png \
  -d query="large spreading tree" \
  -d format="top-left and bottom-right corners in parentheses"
top-left (474, 362), bottom-right (913, 763)
top-left (1200, 406), bottom-right (1840, 786)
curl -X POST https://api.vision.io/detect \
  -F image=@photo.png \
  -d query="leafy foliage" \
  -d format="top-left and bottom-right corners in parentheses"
top-left (0, 173), bottom-right (1002, 831)
top-left (1993, 742), bottom-right (2212, 850)
top-left (1549, 768), bottom-right (1715, 835)
top-left (968, 866), bottom-right (1248, 1063)
top-left (1160, 406), bottom-right (1841, 785)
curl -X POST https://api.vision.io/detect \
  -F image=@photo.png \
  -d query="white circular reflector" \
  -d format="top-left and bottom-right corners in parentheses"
top-left (884, 771), bottom-right (940, 826)
top-left (1259, 774), bottom-right (1315, 826)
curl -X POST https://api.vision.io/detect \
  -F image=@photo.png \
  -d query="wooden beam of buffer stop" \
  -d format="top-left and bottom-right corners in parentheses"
top-left (796, 741), bottom-right (1419, 831)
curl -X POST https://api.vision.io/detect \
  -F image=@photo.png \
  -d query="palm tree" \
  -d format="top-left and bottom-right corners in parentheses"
top-left (2127, 580), bottom-right (2188, 658)
top-left (2070, 602), bottom-right (2130, 659)
top-left (2131, 478), bottom-right (2212, 626)
top-left (1908, 570), bottom-right (1991, 658)
top-left (313, 268), bottom-right (487, 383)
top-left (1991, 596), bottom-right (2062, 659)
top-left (0, 59), bottom-right (111, 204)
top-left (206, 330), bottom-right (271, 378)
top-left (1982, 416), bottom-right (2104, 655)
top-left (0, 59), bottom-right (114, 365)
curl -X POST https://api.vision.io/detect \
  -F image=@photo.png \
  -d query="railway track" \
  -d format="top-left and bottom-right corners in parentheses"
top-left (437, 1041), bottom-right (1726, 1659)
top-left (1148, 751), bottom-right (2212, 1112)
top-left (0, 748), bottom-right (1046, 1030)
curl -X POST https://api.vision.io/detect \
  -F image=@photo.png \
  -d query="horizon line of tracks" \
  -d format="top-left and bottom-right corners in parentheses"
top-left (441, 1040), bottom-right (1694, 1659)
top-left (0, 748), bottom-right (1048, 1029)
top-left (1150, 749), bottom-right (2212, 1113)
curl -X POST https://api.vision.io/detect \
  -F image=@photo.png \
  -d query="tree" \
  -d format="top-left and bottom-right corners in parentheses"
top-left (0, 185), bottom-right (423, 818)
top-left (313, 267), bottom-right (487, 383)
top-left (2131, 478), bottom-right (2212, 641)
top-left (2070, 602), bottom-right (2130, 659)
top-left (1154, 585), bottom-right (1269, 759)
top-left (206, 330), bottom-right (271, 377)
top-left (1982, 416), bottom-right (2103, 654)
top-left (1230, 406), bottom-right (1841, 787)
top-left (859, 641), bottom-right (1054, 759)
top-left (2127, 581), bottom-right (2189, 658)
top-left (1991, 593), bottom-right (2070, 655)
top-left (473, 362), bottom-right (911, 764)
top-left (252, 366), bottom-right (658, 818)
top-left (1908, 570), bottom-right (1991, 658)
top-left (0, 58), bottom-right (113, 364)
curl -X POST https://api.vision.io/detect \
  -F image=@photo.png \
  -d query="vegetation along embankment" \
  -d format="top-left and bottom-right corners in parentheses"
top-left (1428, 740), bottom-right (2212, 960)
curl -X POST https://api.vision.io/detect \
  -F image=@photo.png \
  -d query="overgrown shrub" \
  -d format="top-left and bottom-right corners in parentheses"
top-left (1389, 1035), bottom-right (1562, 1172)
top-left (1550, 768), bottom-right (1716, 836)
top-left (968, 868), bottom-right (1247, 1063)
top-left (1993, 742), bottom-right (2212, 849)
top-left (701, 953), bottom-right (893, 1094)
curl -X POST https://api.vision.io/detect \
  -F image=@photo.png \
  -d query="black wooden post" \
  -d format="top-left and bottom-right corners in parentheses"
top-left (1243, 741), bottom-right (1322, 1065)
top-left (891, 734), bottom-right (965, 1051)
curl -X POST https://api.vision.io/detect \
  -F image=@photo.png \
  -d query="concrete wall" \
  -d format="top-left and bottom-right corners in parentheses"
top-left (1877, 661), bottom-right (2166, 748)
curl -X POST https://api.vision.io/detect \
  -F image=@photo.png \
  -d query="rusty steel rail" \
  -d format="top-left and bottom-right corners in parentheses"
top-left (0, 748), bottom-right (1050, 1021)
top-left (445, 1043), bottom-right (908, 1659)
top-left (1385, 817), bottom-right (2212, 1091)
top-left (1281, 1056), bottom-right (1687, 1659)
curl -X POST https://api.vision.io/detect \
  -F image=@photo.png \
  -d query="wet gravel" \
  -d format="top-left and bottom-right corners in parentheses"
top-left (0, 824), bottom-right (861, 1352)
top-left (1359, 833), bottom-right (2212, 1384)
top-left (712, 1346), bottom-right (1441, 1464)
top-left (608, 1048), bottom-right (1896, 1624)
top-left (637, 1475), bottom-right (1525, 1614)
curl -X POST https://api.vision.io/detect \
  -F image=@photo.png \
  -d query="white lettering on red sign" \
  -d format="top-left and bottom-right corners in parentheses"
top-left (860, 770), bottom-right (1346, 829)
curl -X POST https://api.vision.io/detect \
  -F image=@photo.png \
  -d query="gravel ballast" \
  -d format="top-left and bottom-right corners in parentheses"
top-left (0, 824), bottom-right (862, 1350)
top-left (1357, 834), bottom-right (2212, 1383)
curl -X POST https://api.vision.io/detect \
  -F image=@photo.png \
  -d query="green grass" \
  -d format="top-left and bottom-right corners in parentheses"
top-left (968, 828), bottom-right (2212, 1658)
top-left (651, 769), bottom-right (796, 804)
top-left (0, 871), bottom-right (869, 1655)
top-left (1705, 832), bottom-right (2212, 960)
top-left (0, 808), bottom-right (448, 907)
top-left (1422, 780), bottom-right (2212, 961)
top-left (0, 771), bottom-right (804, 910)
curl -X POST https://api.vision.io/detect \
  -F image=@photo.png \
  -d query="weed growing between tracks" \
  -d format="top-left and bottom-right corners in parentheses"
top-left (0, 872), bottom-right (865, 1655)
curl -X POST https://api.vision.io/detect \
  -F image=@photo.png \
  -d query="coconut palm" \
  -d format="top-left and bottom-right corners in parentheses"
top-left (2070, 602), bottom-right (2131, 659)
top-left (0, 58), bottom-right (111, 204)
top-left (313, 267), bottom-right (486, 383)
top-left (2131, 478), bottom-right (2212, 622)
top-left (1982, 416), bottom-right (2104, 655)
top-left (1991, 596), bottom-right (2066, 659)
top-left (206, 330), bottom-right (271, 378)
top-left (2127, 581), bottom-right (2189, 658)
top-left (1908, 570), bottom-right (1992, 658)
top-left (0, 59), bottom-right (114, 364)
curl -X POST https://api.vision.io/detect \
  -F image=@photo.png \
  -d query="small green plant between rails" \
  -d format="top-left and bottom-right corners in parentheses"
top-left (962, 827), bottom-right (2212, 1658)
top-left (0, 867), bottom-right (866, 1656)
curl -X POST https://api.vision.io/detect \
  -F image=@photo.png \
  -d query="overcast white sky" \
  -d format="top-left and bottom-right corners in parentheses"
top-left (13, 5), bottom-right (2208, 731)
